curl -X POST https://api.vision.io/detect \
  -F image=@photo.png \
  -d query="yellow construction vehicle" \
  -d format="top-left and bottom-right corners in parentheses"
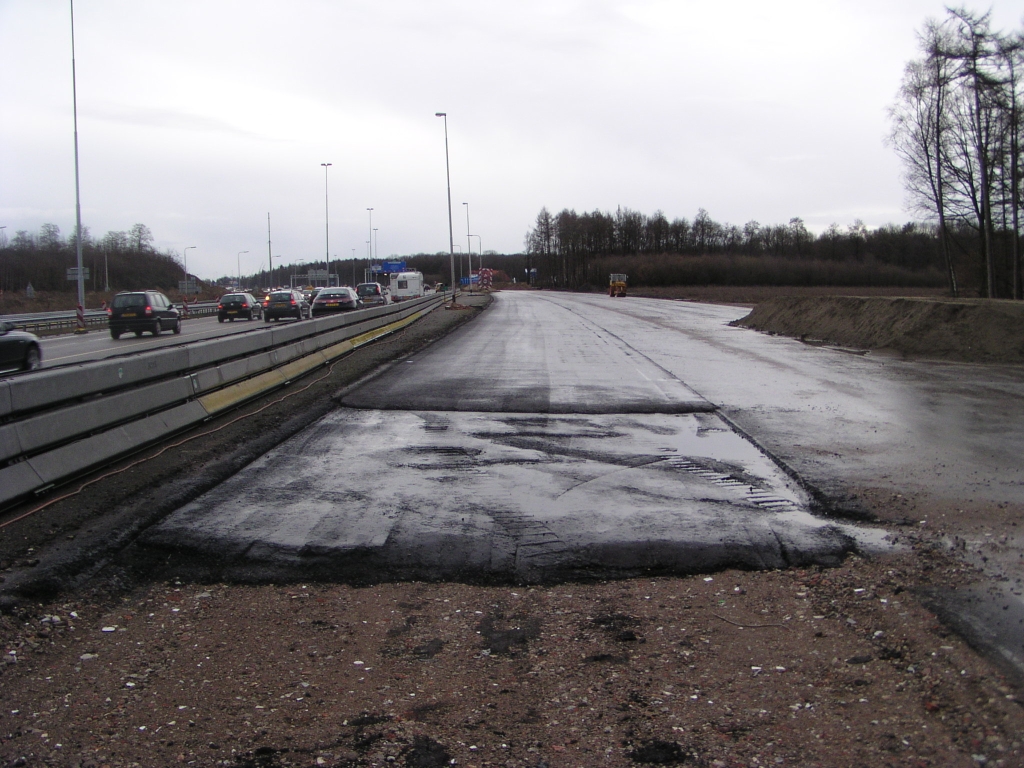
top-left (609, 273), bottom-right (628, 297)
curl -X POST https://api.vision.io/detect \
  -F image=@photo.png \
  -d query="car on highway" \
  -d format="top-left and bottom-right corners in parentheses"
top-left (355, 282), bottom-right (391, 306)
top-left (217, 292), bottom-right (263, 322)
top-left (311, 287), bottom-right (362, 316)
top-left (108, 290), bottom-right (181, 339)
top-left (263, 290), bottom-right (311, 322)
top-left (0, 321), bottom-right (42, 373)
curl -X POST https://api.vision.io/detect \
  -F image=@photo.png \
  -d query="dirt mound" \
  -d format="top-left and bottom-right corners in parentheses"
top-left (734, 296), bottom-right (1024, 364)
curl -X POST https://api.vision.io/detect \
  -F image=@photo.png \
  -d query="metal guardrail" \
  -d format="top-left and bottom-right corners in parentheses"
top-left (0, 292), bottom-right (451, 509)
top-left (2, 302), bottom-right (220, 334)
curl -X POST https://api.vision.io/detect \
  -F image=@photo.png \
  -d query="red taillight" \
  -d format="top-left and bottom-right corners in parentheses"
top-left (217, 303), bottom-right (224, 309)
top-left (241, 302), bottom-right (248, 308)
top-left (106, 308), bottom-right (112, 316)
top-left (144, 305), bottom-right (153, 315)
top-left (290, 299), bottom-right (297, 305)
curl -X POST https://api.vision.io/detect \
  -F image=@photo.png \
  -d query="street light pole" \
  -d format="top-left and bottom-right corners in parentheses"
top-left (237, 250), bottom-right (248, 289)
top-left (183, 246), bottom-right (196, 294)
top-left (373, 228), bottom-right (378, 261)
top-left (471, 234), bottom-right (483, 273)
top-left (435, 112), bottom-right (456, 303)
top-left (321, 163), bottom-right (332, 270)
top-left (70, 0), bottom-right (86, 331)
top-left (463, 202), bottom-right (472, 290)
top-left (366, 208), bottom-right (374, 264)
top-left (267, 213), bottom-right (273, 289)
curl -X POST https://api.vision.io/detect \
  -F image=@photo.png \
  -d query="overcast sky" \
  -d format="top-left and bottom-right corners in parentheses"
top-left (3, 1), bottom-right (1024, 280)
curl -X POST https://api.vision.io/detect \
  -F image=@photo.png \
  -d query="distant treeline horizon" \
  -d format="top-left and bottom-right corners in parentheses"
top-left (1, 206), bottom-right (1010, 298)
top-left (521, 205), bottom-right (1008, 294)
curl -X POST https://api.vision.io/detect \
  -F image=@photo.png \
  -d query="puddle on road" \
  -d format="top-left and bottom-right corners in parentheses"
top-left (144, 409), bottom-right (891, 582)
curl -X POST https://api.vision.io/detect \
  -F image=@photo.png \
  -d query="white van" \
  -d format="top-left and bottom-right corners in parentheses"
top-left (391, 271), bottom-right (424, 301)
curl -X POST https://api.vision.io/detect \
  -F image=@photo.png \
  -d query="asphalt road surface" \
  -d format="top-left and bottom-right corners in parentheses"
top-left (142, 292), bottom-right (902, 583)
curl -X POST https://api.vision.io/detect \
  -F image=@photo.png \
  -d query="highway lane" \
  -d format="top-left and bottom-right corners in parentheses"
top-left (38, 313), bottom-right (301, 369)
top-left (509, 293), bottom-right (1024, 510)
top-left (143, 291), bottom-right (892, 583)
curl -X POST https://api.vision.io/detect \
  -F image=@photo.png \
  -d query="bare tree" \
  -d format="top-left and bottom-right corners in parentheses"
top-left (889, 40), bottom-right (959, 294)
top-left (39, 223), bottom-right (63, 250)
top-left (997, 33), bottom-right (1024, 299)
top-left (945, 7), bottom-right (1004, 297)
top-left (128, 223), bottom-right (154, 252)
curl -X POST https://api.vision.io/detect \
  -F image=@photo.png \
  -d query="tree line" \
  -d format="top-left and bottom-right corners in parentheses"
top-left (0, 222), bottom-right (185, 295)
top-left (889, 6), bottom-right (1024, 299)
top-left (522, 206), bottom-right (949, 292)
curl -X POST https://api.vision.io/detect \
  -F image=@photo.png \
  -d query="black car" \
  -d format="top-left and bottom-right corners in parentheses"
top-left (263, 290), bottom-right (310, 322)
top-left (0, 321), bottom-right (42, 373)
top-left (217, 292), bottom-right (263, 322)
top-left (311, 287), bottom-right (362, 316)
top-left (108, 290), bottom-right (181, 339)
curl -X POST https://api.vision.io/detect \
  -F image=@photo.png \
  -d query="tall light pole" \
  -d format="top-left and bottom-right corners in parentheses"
top-left (70, 0), bottom-right (86, 331)
top-left (237, 250), bottom-right (248, 289)
top-left (373, 228), bottom-right (378, 261)
top-left (435, 112), bottom-right (456, 302)
top-left (267, 213), bottom-right (273, 289)
top-left (366, 208), bottom-right (374, 263)
top-left (463, 202), bottom-right (472, 290)
top-left (471, 234), bottom-right (483, 273)
top-left (321, 163), bottom-right (332, 270)
top-left (183, 246), bottom-right (196, 294)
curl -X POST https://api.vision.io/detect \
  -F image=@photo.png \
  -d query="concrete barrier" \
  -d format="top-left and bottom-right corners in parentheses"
top-left (0, 294), bottom-right (448, 509)
top-left (2, 293), bottom-right (441, 420)
top-left (3, 346), bottom-right (191, 417)
top-left (7, 378), bottom-right (194, 461)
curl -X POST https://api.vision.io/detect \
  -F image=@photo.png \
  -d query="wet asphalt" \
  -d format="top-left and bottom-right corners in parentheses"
top-left (141, 292), bottom-right (897, 583)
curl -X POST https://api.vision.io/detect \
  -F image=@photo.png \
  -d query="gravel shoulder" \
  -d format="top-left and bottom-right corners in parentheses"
top-left (1, 293), bottom-right (1023, 768)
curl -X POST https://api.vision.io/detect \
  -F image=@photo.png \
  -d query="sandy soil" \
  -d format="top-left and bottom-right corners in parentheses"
top-left (1, 294), bottom-right (1023, 767)
top-left (622, 285), bottom-right (948, 307)
top-left (734, 296), bottom-right (1024, 365)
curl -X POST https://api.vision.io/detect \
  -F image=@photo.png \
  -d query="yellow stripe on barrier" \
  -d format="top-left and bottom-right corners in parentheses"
top-left (198, 368), bottom-right (289, 415)
top-left (198, 308), bottom-right (430, 416)
top-left (348, 309), bottom-right (425, 348)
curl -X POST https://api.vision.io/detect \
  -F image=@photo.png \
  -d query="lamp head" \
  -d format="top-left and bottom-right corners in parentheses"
top-left (435, 112), bottom-right (445, 117)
